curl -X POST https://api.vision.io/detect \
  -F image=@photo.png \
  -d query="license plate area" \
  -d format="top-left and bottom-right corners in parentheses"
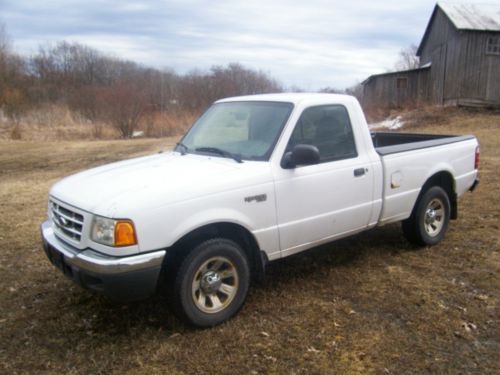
top-left (46, 244), bottom-right (73, 278)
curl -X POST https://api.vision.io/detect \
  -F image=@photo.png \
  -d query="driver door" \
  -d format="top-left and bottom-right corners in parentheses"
top-left (274, 104), bottom-right (374, 255)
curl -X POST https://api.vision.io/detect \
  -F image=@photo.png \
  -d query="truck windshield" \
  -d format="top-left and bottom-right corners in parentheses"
top-left (177, 101), bottom-right (294, 161)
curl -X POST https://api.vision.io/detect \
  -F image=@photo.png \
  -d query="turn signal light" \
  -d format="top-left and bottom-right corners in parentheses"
top-left (114, 220), bottom-right (137, 247)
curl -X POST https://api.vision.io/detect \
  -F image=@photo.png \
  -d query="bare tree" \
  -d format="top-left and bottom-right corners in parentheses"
top-left (345, 82), bottom-right (364, 102)
top-left (395, 44), bottom-right (420, 71)
top-left (96, 82), bottom-right (148, 138)
top-left (0, 24), bottom-right (29, 124)
top-left (0, 23), bottom-right (11, 104)
top-left (2, 30), bottom-right (288, 139)
top-left (318, 87), bottom-right (343, 94)
top-left (176, 63), bottom-right (282, 111)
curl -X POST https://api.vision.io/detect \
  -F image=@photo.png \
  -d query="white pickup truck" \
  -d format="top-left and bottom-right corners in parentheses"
top-left (41, 93), bottom-right (479, 326)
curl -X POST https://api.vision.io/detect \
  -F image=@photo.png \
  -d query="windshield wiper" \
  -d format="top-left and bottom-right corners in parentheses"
top-left (175, 142), bottom-right (188, 155)
top-left (195, 147), bottom-right (243, 163)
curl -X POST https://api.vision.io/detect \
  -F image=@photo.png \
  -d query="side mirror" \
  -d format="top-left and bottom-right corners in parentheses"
top-left (281, 144), bottom-right (320, 169)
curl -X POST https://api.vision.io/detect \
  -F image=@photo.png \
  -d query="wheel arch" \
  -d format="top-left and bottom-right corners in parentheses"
top-left (162, 222), bottom-right (267, 287)
top-left (419, 170), bottom-right (457, 219)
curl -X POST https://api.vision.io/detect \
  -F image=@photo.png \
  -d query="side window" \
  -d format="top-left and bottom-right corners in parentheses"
top-left (286, 105), bottom-right (357, 163)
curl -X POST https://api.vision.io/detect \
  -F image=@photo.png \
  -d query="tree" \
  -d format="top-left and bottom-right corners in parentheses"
top-left (0, 24), bottom-right (29, 122)
top-left (95, 82), bottom-right (148, 138)
top-left (345, 82), bottom-right (364, 102)
top-left (176, 63), bottom-right (282, 111)
top-left (318, 87), bottom-right (343, 94)
top-left (394, 44), bottom-right (420, 71)
top-left (0, 24), bottom-right (12, 104)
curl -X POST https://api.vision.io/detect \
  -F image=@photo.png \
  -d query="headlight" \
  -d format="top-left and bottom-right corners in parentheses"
top-left (91, 216), bottom-right (137, 247)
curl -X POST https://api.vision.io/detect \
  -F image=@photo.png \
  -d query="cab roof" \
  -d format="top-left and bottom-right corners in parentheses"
top-left (216, 93), bottom-right (357, 106)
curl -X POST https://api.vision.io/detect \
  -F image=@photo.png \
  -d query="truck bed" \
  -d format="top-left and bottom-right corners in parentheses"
top-left (371, 132), bottom-right (476, 155)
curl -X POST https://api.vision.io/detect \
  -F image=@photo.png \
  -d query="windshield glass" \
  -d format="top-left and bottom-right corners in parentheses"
top-left (178, 101), bottom-right (294, 161)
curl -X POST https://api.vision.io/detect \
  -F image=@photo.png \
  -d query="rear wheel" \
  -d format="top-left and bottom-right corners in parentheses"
top-left (172, 238), bottom-right (250, 327)
top-left (402, 186), bottom-right (451, 246)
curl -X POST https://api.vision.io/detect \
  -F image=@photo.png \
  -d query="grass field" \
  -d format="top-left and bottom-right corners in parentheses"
top-left (0, 109), bottom-right (498, 374)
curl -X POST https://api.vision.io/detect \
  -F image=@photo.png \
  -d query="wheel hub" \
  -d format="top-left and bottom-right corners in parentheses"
top-left (425, 208), bottom-right (436, 224)
top-left (200, 271), bottom-right (222, 294)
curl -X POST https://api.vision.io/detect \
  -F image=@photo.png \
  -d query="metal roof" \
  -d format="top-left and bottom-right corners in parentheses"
top-left (438, 2), bottom-right (500, 31)
top-left (361, 64), bottom-right (431, 85)
top-left (417, 2), bottom-right (500, 56)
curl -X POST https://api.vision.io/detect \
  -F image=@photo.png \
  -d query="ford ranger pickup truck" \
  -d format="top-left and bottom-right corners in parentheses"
top-left (41, 93), bottom-right (479, 327)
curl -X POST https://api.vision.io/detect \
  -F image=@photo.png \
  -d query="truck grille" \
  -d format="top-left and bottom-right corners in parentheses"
top-left (50, 201), bottom-right (84, 241)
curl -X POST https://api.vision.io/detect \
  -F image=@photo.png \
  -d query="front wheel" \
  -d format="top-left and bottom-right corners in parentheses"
top-left (172, 238), bottom-right (250, 327)
top-left (402, 186), bottom-right (451, 246)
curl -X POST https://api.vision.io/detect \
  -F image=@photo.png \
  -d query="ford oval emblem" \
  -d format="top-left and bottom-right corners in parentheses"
top-left (59, 216), bottom-right (69, 227)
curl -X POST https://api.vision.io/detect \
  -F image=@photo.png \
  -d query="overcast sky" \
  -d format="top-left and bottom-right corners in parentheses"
top-left (0, 0), bottom-right (492, 89)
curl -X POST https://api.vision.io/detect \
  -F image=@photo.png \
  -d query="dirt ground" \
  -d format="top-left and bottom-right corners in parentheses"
top-left (0, 109), bottom-right (498, 374)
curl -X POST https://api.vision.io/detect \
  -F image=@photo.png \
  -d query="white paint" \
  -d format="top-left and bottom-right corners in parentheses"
top-left (48, 93), bottom-right (478, 261)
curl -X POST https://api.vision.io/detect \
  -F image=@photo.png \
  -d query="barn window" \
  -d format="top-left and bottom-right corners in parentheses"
top-left (396, 77), bottom-right (408, 89)
top-left (486, 37), bottom-right (500, 55)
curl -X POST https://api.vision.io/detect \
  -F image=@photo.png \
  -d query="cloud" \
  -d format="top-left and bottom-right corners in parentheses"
top-left (0, 0), bottom-right (490, 89)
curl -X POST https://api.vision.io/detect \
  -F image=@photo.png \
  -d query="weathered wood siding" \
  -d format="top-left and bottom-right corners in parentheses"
top-left (363, 6), bottom-right (500, 108)
top-left (457, 32), bottom-right (500, 105)
top-left (418, 7), bottom-right (499, 106)
top-left (363, 68), bottom-right (430, 108)
top-left (419, 8), bottom-right (459, 65)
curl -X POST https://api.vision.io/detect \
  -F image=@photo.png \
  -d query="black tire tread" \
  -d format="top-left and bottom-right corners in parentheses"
top-left (402, 186), bottom-right (451, 247)
top-left (171, 237), bottom-right (250, 327)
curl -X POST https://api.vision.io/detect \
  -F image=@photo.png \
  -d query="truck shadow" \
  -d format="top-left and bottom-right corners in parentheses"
top-left (263, 223), bottom-right (414, 286)
top-left (36, 223), bottom-right (414, 340)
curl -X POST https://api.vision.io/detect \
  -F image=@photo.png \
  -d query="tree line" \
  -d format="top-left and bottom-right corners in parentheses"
top-left (0, 25), bottom-right (282, 138)
top-left (1, 24), bottom-right (418, 138)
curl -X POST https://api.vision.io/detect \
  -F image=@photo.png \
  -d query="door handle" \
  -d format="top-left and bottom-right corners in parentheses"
top-left (354, 168), bottom-right (367, 177)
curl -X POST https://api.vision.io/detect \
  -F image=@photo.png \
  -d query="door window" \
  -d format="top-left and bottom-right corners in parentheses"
top-left (286, 105), bottom-right (357, 163)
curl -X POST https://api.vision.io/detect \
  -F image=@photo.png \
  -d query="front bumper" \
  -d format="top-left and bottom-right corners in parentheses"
top-left (41, 220), bottom-right (166, 301)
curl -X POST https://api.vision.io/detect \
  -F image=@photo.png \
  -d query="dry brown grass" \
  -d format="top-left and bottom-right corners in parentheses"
top-left (0, 109), bottom-right (498, 374)
top-left (0, 105), bottom-right (199, 141)
top-left (140, 111), bottom-right (199, 138)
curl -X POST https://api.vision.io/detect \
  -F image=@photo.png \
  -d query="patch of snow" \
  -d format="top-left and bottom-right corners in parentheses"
top-left (369, 116), bottom-right (405, 130)
top-left (132, 130), bottom-right (144, 137)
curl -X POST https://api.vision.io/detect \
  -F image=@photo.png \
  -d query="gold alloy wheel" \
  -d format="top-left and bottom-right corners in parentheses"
top-left (191, 256), bottom-right (239, 314)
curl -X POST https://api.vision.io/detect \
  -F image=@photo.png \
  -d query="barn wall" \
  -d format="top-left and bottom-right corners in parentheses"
top-left (420, 8), bottom-right (461, 104)
top-left (455, 32), bottom-right (500, 106)
top-left (419, 8), bottom-right (459, 65)
top-left (363, 5), bottom-right (500, 108)
top-left (485, 52), bottom-right (500, 103)
top-left (363, 69), bottom-right (430, 109)
top-left (419, 7), bottom-right (500, 107)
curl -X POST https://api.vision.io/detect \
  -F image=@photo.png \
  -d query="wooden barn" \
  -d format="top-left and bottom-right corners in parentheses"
top-left (362, 2), bottom-right (500, 108)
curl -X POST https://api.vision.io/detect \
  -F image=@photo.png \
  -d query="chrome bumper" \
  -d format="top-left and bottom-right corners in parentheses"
top-left (41, 220), bottom-right (166, 301)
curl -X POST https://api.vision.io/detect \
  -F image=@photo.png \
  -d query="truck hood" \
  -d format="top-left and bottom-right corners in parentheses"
top-left (50, 152), bottom-right (272, 217)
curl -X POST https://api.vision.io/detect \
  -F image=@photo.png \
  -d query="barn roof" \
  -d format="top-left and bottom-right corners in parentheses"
top-left (361, 63), bottom-right (431, 85)
top-left (417, 2), bottom-right (500, 56)
top-left (439, 2), bottom-right (500, 31)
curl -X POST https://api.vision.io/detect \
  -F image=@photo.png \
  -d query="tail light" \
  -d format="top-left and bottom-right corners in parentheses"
top-left (474, 146), bottom-right (480, 170)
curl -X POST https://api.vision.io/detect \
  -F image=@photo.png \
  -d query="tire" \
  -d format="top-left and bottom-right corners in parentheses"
top-left (402, 186), bottom-right (451, 246)
top-left (171, 238), bottom-right (250, 327)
